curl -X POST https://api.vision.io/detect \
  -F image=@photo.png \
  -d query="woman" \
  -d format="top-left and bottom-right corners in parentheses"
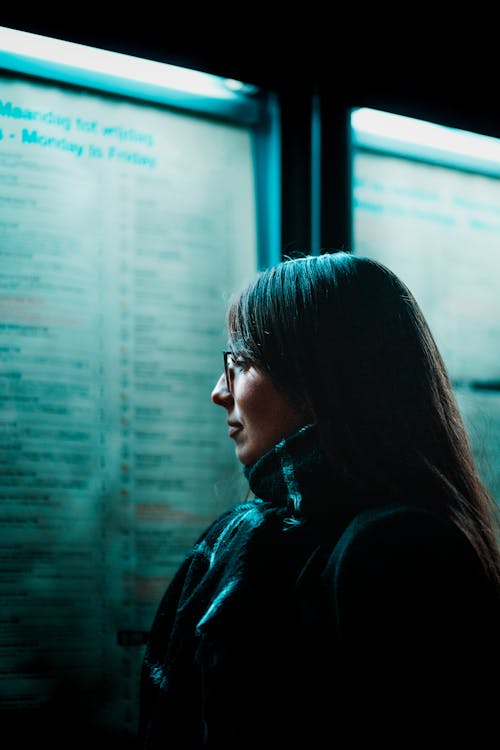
top-left (139, 251), bottom-right (500, 748)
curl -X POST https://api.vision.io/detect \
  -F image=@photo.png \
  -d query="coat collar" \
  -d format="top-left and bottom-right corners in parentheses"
top-left (243, 424), bottom-right (330, 516)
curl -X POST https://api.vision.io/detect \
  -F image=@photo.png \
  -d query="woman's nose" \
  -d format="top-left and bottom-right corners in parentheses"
top-left (211, 372), bottom-right (232, 406)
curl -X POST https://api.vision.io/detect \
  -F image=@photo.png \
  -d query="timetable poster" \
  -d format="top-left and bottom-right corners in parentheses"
top-left (0, 75), bottom-right (257, 736)
top-left (353, 150), bottom-right (500, 505)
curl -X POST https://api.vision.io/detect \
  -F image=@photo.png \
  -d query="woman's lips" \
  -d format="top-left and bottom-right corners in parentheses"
top-left (227, 422), bottom-right (242, 438)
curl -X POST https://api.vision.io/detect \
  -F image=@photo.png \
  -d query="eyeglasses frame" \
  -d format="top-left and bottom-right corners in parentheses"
top-left (223, 350), bottom-right (234, 393)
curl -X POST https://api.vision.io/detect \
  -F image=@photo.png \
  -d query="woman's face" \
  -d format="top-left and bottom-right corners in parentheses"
top-left (211, 357), bottom-right (307, 466)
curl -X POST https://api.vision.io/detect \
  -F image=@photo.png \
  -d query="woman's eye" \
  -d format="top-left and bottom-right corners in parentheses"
top-left (231, 355), bottom-right (252, 373)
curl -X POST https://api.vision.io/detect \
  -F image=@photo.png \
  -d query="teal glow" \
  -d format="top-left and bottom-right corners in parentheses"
top-left (0, 26), bottom-right (260, 122)
top-left (351, 107), bottom-right (500, 175)
top-left (310, 91), bottom-right (321, 254)
top-left (0, 25), bottom-right (281, 264)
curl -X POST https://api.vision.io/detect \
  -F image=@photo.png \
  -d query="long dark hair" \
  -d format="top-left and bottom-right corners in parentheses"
top-left (227, 251), bottom-right (500, 589)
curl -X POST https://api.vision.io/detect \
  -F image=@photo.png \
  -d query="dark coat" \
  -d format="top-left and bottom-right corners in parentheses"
top-left (139, 427), bottom-right (500, 748)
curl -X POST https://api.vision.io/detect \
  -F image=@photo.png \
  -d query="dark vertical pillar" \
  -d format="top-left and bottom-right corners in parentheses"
top-left (318, 90), bottom-right (353, 253)
top-left (278, 82), bottom-right (314, 257)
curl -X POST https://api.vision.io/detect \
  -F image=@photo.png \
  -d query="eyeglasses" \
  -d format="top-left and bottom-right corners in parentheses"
top-left (223, 350), bottom-right (235, 394)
